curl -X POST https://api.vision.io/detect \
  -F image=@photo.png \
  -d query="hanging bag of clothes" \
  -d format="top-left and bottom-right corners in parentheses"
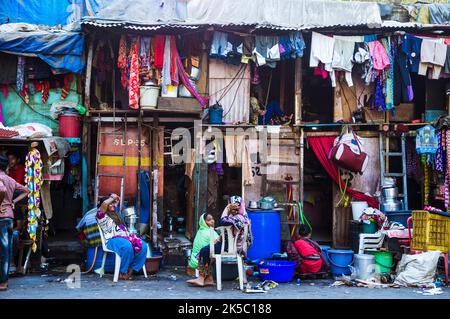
top-left (329, 126), bottom-right (369, 174)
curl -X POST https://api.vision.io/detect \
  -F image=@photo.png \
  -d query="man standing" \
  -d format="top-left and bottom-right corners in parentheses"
top-left (0, 155), bottom-right (28, 291)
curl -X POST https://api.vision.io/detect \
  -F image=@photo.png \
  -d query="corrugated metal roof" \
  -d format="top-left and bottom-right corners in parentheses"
top-left (82, 0), bottom-right (383, 30)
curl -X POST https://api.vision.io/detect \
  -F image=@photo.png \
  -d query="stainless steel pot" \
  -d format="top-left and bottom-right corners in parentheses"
top-left (382, 187), bottom-right (398, 199)
top-left (258, 197), bottom-right (276, 209)
top-left (380, 199), bottom-right (402, 212)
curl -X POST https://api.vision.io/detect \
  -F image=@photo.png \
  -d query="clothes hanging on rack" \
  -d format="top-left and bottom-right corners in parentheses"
top-left (402, 34), bottom-right (422, 73)
top-left (309, 32), bottom-right (335, 73)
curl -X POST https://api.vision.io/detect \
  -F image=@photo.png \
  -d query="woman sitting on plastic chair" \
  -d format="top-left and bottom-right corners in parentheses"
top-left (187, 196), bottom-right (252, 287)
top-left (96, 194), bottom-right (148, 280)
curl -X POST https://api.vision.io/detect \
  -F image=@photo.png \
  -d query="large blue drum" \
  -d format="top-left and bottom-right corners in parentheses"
top-left (247, 210), bottom-right (281, 260)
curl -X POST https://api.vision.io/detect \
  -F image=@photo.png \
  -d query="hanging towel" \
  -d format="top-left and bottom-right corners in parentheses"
top-left (170, 36), bottom-right (179, 86)
top-left (153, 35), bottom-right (165, 69)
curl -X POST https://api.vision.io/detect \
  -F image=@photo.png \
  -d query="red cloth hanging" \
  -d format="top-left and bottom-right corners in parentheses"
top-left (128, 36), bottom-right (140, 110)
top-left (170, 36), bottom-right (179, 86)
top-left (307, 136), bottom-right (379, 208)
top-left (153, 35), bottom-right (165, 69)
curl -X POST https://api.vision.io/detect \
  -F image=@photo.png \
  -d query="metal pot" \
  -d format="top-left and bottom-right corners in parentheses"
top-left (122, 207), bottom-right (136, 217)
top-left (258, 197), bottom-right (276, 210)
top-left (249, 201), bottom-right (258, 209)
top-left (380, 199), bottom-right (402, 212)
top-left (382, 187), bottom-right (398, 199)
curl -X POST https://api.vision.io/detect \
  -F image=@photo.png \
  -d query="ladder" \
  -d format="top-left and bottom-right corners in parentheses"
top-left (94, 115), bottom-right (127, 211)
top-left (163, 131), bottom-right (174, 166)
top-left (379, 132), bottom-right (408, 210)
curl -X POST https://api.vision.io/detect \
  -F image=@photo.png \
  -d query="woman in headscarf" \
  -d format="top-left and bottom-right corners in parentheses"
top-left (187, 195), bottom-right (252, 287)
top-left (96, 194), bottom-right (148, 280)
top-left (188, 213), bottom-right (218, 271)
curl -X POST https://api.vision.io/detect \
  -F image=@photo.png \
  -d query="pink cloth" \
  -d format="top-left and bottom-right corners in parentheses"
top-left (0, 171), bottom-right (27, 219)
top-left (368, 41), bottom-right (390, 71)
top-left (128, 36), bottom-right (140, 110)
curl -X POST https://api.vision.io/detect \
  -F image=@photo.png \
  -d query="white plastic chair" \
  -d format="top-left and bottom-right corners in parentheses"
top-left (358, 231), bottom-right (386, 254)
top-left (210, 225), bottom-right (248, 291)
top-left (95, 223), bottom-right (148, 282)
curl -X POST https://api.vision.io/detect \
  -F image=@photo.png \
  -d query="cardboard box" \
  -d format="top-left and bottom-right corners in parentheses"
top-left (389, 103), bottom-right (415, 122)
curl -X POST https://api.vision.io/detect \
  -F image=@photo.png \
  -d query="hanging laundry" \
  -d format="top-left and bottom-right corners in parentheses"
top-left (226, 34), bottom-right (244, 66)
top-left (139, 37), bottom-right (152, 82)
top-left (373, 75), bottom-right (386, 111)
top-left (176, 54), bottom-right (208, 107)
top-left (394, 41), bottom-right (414, 106)
top-left (419, 38), bottom-right (447, 79)
top-left (16, 56), bottom-right (25, 92)
top-left (128, 36), bottom-right (140, 110)
top-left (170, 36), bottom-right (179, 86)
top-left (381, 38), bottom-right (395, 110)
top-left (253, 35), bottom-right (279, 67)
top-left (161, 35), bottom-right (172, 95)
top-left (117, 35), bottom-right (129, 89)
top-left (309, 32), bottom-right (335, 77)
top-left (210, 32), bottom-right (230, 58)
top-left (368, 40), bottom-right (390, 71)
top-left (402, 34), bottom-right (422, 73)
top-left (153, 35), bottom-right (165, 70)
top-left (445, 45), bottom-right (450, 74)
top-left (331, 37), bottom-right (355, 87)
top-left (352, 42), bottom-right (373, 84)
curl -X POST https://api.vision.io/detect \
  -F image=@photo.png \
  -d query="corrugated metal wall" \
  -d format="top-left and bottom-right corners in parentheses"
top-left (208, 59), bottom-right (250, 124)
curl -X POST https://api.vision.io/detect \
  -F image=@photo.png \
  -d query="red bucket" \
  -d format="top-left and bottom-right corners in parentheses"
top-left (59, 114), bottom-right (81, 138)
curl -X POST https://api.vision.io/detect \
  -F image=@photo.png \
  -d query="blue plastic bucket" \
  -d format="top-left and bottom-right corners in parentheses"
top-left (258, 260), bottom-right (296, 283)
top-left (320, 245), bottom-right (331, 266)
top-left (327, 249), bottom-right (354, 276)
top-left (209, 108), bottom-right (223, 124)
top-left (86, 246), bottom-right (116, 273)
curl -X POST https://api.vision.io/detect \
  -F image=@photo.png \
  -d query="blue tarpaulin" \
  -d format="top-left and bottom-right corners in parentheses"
top-left (0, 0), bottom-right (85, 26)
top-left (0, 27), bottom-right (85, 73)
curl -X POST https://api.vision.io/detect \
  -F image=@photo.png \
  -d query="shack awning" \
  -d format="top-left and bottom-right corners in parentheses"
top-left (82, 0), bottom-right (383, 30)
top-left (0, 23), bottom-right (85, 73)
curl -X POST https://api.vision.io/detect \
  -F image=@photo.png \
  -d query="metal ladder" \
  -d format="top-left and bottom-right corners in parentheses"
top-left (94, 115), bottom-right (127, 211)
top-left (379, 132), bottom-right (408, 210)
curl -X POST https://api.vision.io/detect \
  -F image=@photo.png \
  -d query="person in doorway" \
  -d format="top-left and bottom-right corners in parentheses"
top-left (96, 193), bottom-right (148, 280)
top-left (293, 224), bottom-right (326, 274)
top-left (188, 213), bottom-right (218, 272)
top-left (0, 155), bottom-right (29, 291)
top-left (7, 151), bottom-right (25, 185)
top-left (187, 196), bottom-right (252, 287)
top-left (249, 85), bottom-right (293, 125)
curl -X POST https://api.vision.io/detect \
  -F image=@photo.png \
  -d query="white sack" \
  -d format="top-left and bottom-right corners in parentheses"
top-left (394, 251), bottom-right (441, 287)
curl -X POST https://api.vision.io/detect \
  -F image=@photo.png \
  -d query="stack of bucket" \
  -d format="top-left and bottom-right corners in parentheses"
top-left (353, 251), bottom-right (395, 280)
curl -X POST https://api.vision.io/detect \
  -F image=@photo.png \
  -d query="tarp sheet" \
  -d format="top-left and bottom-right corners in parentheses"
top-left (83, 0), bottom-right (382, 29)
top-left (0, 0), bottom-right (84, 26)
top-left (0, 78), bottom-right (81, 133)
top-left (0, 24), bottom-right (85, 73)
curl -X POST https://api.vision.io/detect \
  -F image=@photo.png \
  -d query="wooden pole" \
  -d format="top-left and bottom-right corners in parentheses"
top-left (294, 57), bottom-right (302, 125)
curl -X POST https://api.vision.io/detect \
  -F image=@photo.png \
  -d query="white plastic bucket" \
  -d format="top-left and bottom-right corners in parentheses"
top-left (161, 85), bottom-right (178, 98)
top-left (140, 86), bottom-right (159, 108)
top-left (351, 201), bottom-right (368, 220)
top-left (353, 254), bottom-right (375, 280)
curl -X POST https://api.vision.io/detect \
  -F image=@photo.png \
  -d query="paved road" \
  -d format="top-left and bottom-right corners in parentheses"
top-left (1, 267), bottom-right (448, 299)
